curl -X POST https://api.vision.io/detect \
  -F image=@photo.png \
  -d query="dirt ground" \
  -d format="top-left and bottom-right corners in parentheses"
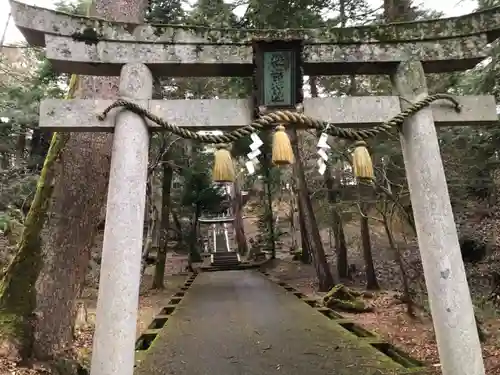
top-left (262, 255), bottom-right (500, 375)
top-left (73, 253), bottom-right (190, 366)
top-left (1, 212), bottom-right (499, 374)
top-left (0, 253), bottom-right (190, 375)
top-left (244, 204), bottom-right (500, 375)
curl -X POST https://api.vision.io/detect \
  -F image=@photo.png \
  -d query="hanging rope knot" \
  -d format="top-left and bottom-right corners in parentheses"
top-left (216, 143), bottom-right (229, 150)
top-left (353, 140), bottom-right (368, 148)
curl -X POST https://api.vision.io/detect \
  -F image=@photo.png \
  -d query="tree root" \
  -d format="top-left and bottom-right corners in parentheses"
top-left (48, 356), bottom-right (89, 375)
top-left (323, 284), bottom-right (373, 313)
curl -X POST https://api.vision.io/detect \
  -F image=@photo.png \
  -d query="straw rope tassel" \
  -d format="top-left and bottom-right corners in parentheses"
top-left (272, 124), bottom-right (294, 165)
top-left (212, 144), bottom-right (235, 183)
top-left (352, 140), bottom-right (374, 180)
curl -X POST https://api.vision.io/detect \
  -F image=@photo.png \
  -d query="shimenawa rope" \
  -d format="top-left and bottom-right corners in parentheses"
top-left (97, 93), bottom-right (461, 144)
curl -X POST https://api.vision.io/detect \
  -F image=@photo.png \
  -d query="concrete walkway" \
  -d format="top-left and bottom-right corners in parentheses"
top-left (135, 271), bottom-right (403, 375)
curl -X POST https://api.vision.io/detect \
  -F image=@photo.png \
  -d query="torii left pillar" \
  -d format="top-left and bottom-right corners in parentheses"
top-left (90, 63), bottom-right (152, 375)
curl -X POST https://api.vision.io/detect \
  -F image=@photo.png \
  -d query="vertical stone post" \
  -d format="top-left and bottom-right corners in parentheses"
top-left (391, 61), bottom-right (485, 375)
top-left (213, 223), bottom-right (217, 252)
top-left (90, 63), bottom-right (153, 375)
top-left (223, 223), bottom-right (231, 251)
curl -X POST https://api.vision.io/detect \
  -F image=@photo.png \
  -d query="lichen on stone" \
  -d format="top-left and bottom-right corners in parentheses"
top-left (10, 0), bottom-right (500, 45)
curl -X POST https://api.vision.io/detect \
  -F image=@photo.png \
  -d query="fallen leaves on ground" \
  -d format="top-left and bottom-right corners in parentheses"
top-left (0, 255), bottom-right (189, 375)
top-left (265, 258), bottom-right (500, 375)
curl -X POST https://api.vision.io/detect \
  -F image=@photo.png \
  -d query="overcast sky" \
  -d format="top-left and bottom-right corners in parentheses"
top-left (1, 0), bottom-right (478, 45)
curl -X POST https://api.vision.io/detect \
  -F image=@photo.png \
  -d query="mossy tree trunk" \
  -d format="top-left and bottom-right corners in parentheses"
top-left (32, 0), bottom-right (149, 360)
top-left (0, 132), bottom-right (67, 359)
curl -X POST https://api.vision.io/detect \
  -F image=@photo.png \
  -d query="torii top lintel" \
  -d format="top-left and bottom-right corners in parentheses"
top-left (9, 0), bottom-right (500, 76)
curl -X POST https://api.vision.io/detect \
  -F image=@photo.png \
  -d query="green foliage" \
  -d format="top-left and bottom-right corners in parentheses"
top-left (0, 46), bottom-right (63, 214)
top-left (146, 0), bottom-right (187, 23)
top-left (180, 168), bottom-right (225, 213)
top-left (0, 213), bottom-right (10, 233)
top-left (53, 0), bottom-right (90, 15)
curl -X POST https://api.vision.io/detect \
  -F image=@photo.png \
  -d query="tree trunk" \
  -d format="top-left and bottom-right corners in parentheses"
top-left (32, 0), bottom-right (149, 360)
top-left (189, 205), bottom-right (202, 263)
top-left (384, 0), bottom-right (413, 21)
top-left (262, 165), bottom-right (276, 259)
top-left (1, 152), bottom-right (9, 169)
top-left (0, 148), bottom-right (57, 359)
top-left (297, 195), bottom-right (312, 264)
top-left (233, 179), bottom-right (248, 255)
top-left (288, 189), bottom-right (298, 251)
top-left (308, 76), bottom-right (347, 275)
top-left (152, 156), bottom-right (174, 289)
top-left (15, 132), bottom-right (26, 167)
top-left (382, 215), bottom-right (414, 316)
top-left (359, 203), bottom-right (379, 290)
top-left (290, 129), bottom-right (334, 291)
top-left (325, 164), bottom-right (348, 277)
top-left (29, 129), bottom-right (51, 171)
top-left (171, 210), bottom-right (183, 241)
top-left (141, 178), bottom-right (157, 276)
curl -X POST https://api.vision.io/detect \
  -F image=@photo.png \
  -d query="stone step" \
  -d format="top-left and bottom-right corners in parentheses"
top-left (200, 261), bottom-right (263, 272)
top-left (213, 262), bottom-right (240, 267)
top-left (213, 253), bottom-right (239, 259)
top-left (211, 252), bottom-right (240, 267)
top-left (213, 259), bottom-right (240, 264)
top-left (213, 252), bottom-right (239, 257)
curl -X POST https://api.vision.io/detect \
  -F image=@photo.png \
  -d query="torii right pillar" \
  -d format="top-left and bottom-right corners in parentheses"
top-left (392, 60), bottom-right (485, 375)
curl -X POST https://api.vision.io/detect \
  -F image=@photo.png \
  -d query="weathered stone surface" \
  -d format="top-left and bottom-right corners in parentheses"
top-left (44, 34), bottom-right (490, 76)
top-left (45, 35), bottom-right (254, 76)
top-left (392, 60), bottom-right (485, 375)
top-left (10, 0), bottom-right (500, 45)
top-left (40, 98), bottom-right (253, 131)
top-left (40, 95), bottom-right (498, 131)
top-left (90, 63), bottom-right (152, 375)
top-left (11, 0), bottom-right (497, 75)
top-left (305, 95), bottom-right (498, 127)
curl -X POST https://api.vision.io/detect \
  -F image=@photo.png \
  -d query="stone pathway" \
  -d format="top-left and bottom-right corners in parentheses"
top-left (135, 270), bottom-right (403, 375)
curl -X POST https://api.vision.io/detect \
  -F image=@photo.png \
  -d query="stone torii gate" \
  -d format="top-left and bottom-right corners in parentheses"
top-left (10, 1), bottom-right (500, 375)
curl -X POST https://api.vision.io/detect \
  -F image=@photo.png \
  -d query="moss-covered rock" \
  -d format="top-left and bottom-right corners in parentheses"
top-left (323, 284), bottom-right (373, 313)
